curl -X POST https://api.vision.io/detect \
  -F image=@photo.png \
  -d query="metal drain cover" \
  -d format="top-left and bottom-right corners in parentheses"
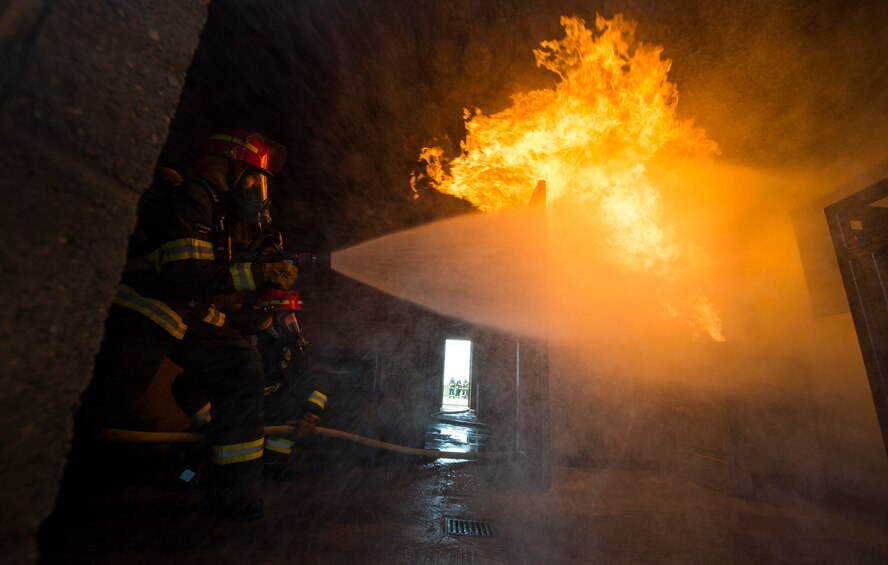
top-left (445, 517), bottom-right (495, 537)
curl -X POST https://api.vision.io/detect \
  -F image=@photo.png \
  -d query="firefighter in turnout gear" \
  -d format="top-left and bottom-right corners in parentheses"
top-left (171, 287), bottom-right (333, 483)
top-left (84, 129), bottom-right (297, 521)
top-left (249, 288), bottom-right (331, 480)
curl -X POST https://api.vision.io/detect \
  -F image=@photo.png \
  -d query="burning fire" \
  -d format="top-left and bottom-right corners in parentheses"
top-left (412, 14), bottom-right (725, 341)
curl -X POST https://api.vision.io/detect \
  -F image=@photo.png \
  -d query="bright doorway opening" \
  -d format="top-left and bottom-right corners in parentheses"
top-left (441, 339), bottom-right (472, 411)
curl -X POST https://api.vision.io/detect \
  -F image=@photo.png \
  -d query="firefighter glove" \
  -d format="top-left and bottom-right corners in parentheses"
top-left (262, 261), bottom-right (298, 289)
top-left (295, 412), bottom-right (321, 440)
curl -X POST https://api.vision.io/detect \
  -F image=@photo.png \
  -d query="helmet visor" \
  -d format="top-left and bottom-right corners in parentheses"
top-left (240, 170), bottom-right (270, 223)
top-left (277, 312), bottom-right (301, 335)
top-left (262, 137), bottom-right (286, 174)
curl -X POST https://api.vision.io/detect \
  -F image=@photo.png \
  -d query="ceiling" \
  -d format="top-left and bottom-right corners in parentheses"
top-left (162, 0), bottom-right (888, 250)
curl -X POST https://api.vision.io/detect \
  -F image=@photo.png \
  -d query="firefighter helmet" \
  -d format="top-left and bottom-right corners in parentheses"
top-left (257, 288), bottom-right (302, 312)
top-left (258, 288), bottom-right (307, 346)
top-left (204, 129), bottom-right (285, 175)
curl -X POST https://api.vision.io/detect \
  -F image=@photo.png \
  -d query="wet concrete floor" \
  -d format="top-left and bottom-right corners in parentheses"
top-left (40, 420), bottom-right (888, 564)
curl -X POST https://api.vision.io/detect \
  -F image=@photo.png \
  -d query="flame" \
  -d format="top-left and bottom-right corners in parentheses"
top-left (694, 295), bottom-right (725, 342)
top-left (413, 14), bottom-right (725, 341)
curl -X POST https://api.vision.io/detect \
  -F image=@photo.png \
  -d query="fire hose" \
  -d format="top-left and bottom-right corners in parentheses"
top-left (96, 426), bottom-right (515, 460)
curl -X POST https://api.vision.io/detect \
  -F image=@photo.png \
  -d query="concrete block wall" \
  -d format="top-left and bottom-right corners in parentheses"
top-left (0, 1), bottom-right (208, 562)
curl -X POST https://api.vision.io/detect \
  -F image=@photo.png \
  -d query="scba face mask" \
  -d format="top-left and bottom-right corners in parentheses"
top-left (238, 170), bottom-right (270, 224)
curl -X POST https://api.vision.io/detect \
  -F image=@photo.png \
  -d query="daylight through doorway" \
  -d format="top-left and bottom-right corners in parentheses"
top-left (442, 339), bottom-right (472, 411)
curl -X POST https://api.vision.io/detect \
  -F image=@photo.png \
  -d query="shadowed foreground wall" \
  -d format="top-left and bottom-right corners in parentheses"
top-left (0, 1), bottom-right (208, 562)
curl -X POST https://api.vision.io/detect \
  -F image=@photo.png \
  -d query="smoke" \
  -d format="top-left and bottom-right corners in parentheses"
top-left (655, 0), bottom-right (888, 171)
top-left (323, 0), bottom-right (888, 499)
top-left (167, 0), bottom-right (888, 500)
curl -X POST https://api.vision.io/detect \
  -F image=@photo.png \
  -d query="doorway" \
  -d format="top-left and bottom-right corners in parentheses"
top-left (441, 338), bottom-right (472, 412)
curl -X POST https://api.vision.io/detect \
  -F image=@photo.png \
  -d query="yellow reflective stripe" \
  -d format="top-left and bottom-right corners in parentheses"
top-left (265, 436), bottom-right (295, 455)
top-left (202, 305), bottom-right (226, 327)
top-left (157, 238), bottom-right (214, 265)
top-left (209, 134), bottom-right (259, 155)
top-left (229, 263), bottom-right (256, 291)
top-left (112, 284), bottom-right (187, 340)
top-left (213, 438), bottom-right (264, 465)
top-left (307, 390), bottom-right (327, 411)
top-left (191, 403), bottom-right (212, 426)
top-left (311, 390), bottom-right (328, 403)
top-left (210, 134), bottom-right (244, 146)
top-left (145, 249), bottom-right (161, 272)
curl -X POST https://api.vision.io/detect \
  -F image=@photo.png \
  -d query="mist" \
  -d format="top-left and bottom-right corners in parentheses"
top-left (334, 206), bottom-right (548, 337)
top-left (311, 0), bottom-right (888, 500)
top-left (24, 0), bottom-right (888, 562)
top-left (158, 0), bottom-right (888, 517)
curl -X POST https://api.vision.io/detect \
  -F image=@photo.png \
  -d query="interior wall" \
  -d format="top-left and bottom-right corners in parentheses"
top-left (548, 203), bottom-right (888, 502)
top-left (154, 0), bottom-right (888, 501)
top-left (4, 3), bottom-right (885, 561)
top-left (297, 269), bottom-right (540, 458)
top-left (0, 1), bottom-right (209, 562)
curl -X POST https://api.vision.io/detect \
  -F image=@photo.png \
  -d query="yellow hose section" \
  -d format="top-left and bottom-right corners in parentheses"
top-left (96, 426), bottom-right (515, 460)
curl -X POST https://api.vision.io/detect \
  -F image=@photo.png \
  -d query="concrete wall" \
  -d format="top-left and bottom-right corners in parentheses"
top-left (294, 269), bottom-right (550, 486)
top-left (0, 1), bottom-right (208, 562)
top-left (3, 2), bottom-right (885, 561)
top-left (296, 270), bottom-right (533, 448)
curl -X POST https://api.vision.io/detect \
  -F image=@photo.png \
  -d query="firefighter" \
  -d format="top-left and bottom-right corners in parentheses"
top-left (174, 287), bottom-right (333, 482)
top-left (250, 288), bottom-right (332, 479)
top-left (84, 129), bottom-right (297, 521)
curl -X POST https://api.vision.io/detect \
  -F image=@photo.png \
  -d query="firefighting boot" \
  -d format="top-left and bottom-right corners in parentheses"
top-left (164, 441), bottom-right (209, 491)
top-left (204, 465), bottom-right (264, 522)
top-left (205, 487), bottom-right (264, 522)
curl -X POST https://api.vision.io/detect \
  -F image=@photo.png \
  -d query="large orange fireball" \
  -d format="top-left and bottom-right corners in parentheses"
top-left (413, 14), bottom-right (724, 341)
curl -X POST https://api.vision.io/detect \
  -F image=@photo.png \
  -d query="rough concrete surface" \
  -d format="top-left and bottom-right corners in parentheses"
top-left (0, 1), bottom-right (208, 562)
top-left (3, 0), bottom-right (209, 189)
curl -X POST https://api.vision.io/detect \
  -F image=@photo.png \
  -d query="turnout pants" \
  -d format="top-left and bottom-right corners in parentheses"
top-left (168, 320), bottom-right (265, 490)
top-left (84, 305), bottom-right (265, 491)
top-left (175, 334), bottom-right (333, 465)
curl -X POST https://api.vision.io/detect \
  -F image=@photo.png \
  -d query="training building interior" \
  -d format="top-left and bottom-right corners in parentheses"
top-left (2, 1), bottom-right (888, 563)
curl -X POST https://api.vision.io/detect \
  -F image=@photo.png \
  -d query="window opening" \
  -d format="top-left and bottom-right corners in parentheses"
top-left (441, 339), bottom-right (472, 412)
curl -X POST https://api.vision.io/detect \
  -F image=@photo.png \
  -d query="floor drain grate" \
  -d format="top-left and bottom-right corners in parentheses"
top-left (445, 517), bottom-right (495, 537)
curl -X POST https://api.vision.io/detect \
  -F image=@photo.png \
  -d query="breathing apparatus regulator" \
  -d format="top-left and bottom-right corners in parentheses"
top-left (255, 288), bottom-right (309, 354)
